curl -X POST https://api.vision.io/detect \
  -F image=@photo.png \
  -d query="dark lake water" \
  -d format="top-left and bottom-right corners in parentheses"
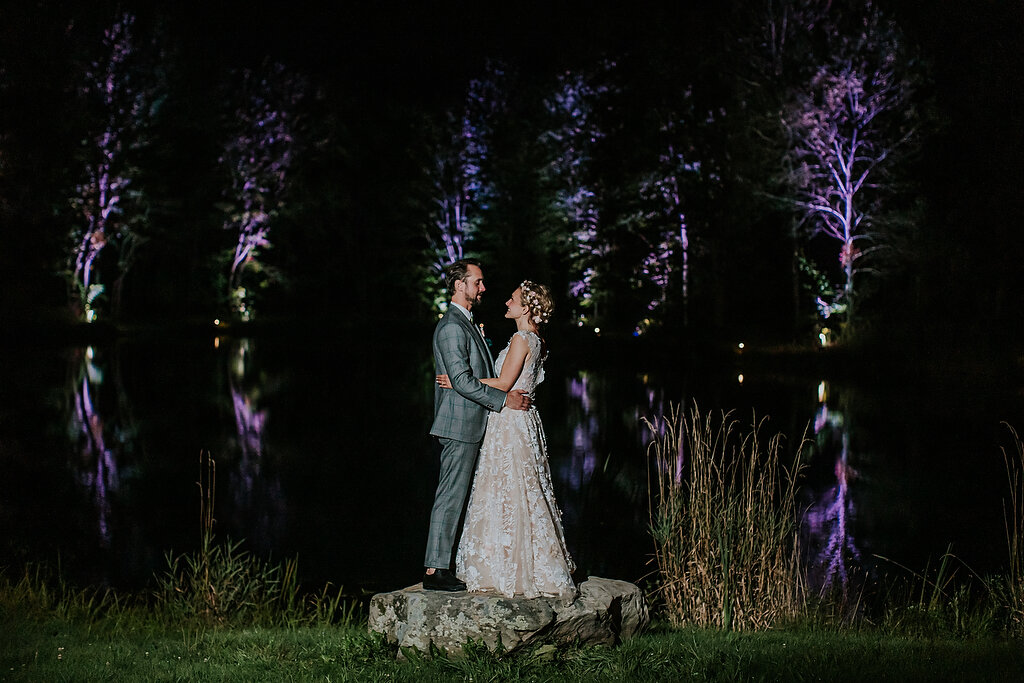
top-left (1, 328), bottom-right (1020, 599)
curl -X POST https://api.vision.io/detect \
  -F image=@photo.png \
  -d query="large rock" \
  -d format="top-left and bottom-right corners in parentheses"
top-left (368, 576), bottom-right (649, 657)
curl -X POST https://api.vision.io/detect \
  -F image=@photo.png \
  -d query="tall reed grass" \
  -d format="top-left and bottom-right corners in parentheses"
top-left (645, 404), bottom-right (807, 630)
top-left (997, 422), bottom-right (1024, 633)
top-left (152, 452), bottom-right (356, 627)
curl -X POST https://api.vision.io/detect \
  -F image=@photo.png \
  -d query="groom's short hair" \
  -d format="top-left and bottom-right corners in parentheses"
top-left (445, 258), bottom-right (482, 294)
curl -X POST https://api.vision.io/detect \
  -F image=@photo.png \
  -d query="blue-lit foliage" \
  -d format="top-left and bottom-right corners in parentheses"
top-left (462, 62), bottom-right (509, 216)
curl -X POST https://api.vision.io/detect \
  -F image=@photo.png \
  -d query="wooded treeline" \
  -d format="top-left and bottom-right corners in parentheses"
top-left (1, 1), bottom-right (1020, 352)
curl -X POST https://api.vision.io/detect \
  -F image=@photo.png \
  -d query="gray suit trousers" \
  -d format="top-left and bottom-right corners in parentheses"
top-left (424, 437), bottom-right (481, 569)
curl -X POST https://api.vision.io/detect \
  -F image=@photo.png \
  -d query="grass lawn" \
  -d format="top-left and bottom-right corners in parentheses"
top-left (5, 419), bottom-right (1024, 681)
top-left (3, 608), bottom-right (1023, 682)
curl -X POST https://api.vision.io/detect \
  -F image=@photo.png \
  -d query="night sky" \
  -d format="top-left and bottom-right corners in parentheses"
top-left (159, 2), bottom-right (715, 104)
top-left (153, 1), bottom-right (1022, 104)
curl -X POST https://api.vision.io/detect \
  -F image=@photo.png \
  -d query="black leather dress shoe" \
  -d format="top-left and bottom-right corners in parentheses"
top-left (423, 568), bottom-right (467, 591)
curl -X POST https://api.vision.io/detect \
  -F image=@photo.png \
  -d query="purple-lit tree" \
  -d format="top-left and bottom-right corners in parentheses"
top-left (541, 63), bottom-right (614, 325)
top-left (423, 61), bottom-right (513, 308)
top-left (426, 111), bottom-right (473, 276)
top-left (424, 62), bottom-right (507, 275)
top-left (219, 61), bottom-right (305, 321)
top-left (67, 12), bottom-right (162, 321)
top-left (782, 2), bottom-right (917, 324)
top-left (638, 111), bottom-right (702, 329)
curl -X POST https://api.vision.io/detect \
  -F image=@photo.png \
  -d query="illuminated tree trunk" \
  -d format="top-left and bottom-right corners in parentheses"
top-left (782, 2), bottom-right (916, 325)
top-left (68, 12), bottom-right (159, 321)
top-left (421, 63), bottom-right (508, 306)
top-left (641, 129), bottom-right (697, 329)
top-left (219, 61), bottom-right (304, 321)
top-left (426, 109), bottom-right (479, 277)
top-left (542, 64), bottom-right (612, 325)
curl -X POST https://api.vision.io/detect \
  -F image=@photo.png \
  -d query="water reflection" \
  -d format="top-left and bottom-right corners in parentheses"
top-left (10, 337), bottom-right (1010, 594)
top-left (562, 373), bottom-right (600, 492)
top-left (802, 381), bottom-right (863, 596)
top-left (65, 345), bottom-right (128, 549)
top-left (562, 367), bottom-right (869, 596)
top-left (552, 368), bottom-right (668, 581)
top-left (222, 338), bottom-right (285, 554)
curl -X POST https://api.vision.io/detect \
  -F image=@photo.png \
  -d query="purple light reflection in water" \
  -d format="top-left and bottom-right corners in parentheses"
top-left (636, 384), bottom-right (684, 483)
top-left (802, 394), bottom-right (862, 596)
top-left (558, 373), bottom-right (673, 492)
top-left (560, 374), bottom-right (599, 492)
top-left (66, 347), bottom-right (120, 549)
top-left (224, 339), bottom-right (285, 554)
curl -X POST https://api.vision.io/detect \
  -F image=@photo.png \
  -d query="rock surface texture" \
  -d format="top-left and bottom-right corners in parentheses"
top-left (368, 576), bottom-right (649, 657)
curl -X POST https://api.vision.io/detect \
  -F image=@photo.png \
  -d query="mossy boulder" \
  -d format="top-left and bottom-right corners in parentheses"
top-left (368, 576), bottom-right (648, 657)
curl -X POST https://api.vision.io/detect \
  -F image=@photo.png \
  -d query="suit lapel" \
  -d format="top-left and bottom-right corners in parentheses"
top-left (452, 308), bottom-right (494, 375)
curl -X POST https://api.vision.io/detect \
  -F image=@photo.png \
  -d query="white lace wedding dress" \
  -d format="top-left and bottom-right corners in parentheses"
top-left (456, 330), bottom-right (577, 601)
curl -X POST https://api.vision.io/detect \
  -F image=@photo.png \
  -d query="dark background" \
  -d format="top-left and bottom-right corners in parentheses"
top-left (1, 1), bottom-right (1022, 356)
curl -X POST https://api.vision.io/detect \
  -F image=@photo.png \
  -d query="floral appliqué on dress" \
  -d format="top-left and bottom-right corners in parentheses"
top-left (456, 330), bottom-right (577, 601)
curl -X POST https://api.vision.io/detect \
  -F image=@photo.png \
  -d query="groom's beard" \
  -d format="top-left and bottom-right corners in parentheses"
top-left (467, 293), bottom-right (483, 307)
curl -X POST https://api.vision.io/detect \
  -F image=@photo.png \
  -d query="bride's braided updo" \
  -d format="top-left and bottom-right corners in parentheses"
top-left (519, 280), bottom-right (554, 327)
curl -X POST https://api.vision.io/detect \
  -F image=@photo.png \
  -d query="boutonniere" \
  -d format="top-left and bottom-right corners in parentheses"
top-left (478, 323), bottom-right (492, 348)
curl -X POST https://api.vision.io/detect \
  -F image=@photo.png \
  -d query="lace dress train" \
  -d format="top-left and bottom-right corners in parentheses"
top-left (456, 330), bottom-right (576, 601)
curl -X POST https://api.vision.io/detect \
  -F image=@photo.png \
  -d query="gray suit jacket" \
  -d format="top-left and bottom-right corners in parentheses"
top-left (429, 307), bottom-right (506, 443)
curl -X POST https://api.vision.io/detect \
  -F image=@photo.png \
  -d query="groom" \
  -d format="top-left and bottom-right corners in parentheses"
top-left (423, 258), bottom-right (531, 591)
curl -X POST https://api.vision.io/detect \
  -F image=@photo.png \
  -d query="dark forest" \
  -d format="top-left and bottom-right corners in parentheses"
top-left (2, 0), bottom-right (1021, 360)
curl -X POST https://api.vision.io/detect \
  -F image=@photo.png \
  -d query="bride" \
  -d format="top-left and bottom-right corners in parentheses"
top-left (437, 280), bottom-right (576, 601)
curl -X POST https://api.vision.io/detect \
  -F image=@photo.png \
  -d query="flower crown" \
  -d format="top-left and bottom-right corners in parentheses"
top-left (520, 280), bottom-right (552, 326)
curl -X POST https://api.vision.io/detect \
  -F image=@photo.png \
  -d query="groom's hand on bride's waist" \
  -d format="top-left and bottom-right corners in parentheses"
top-left (506, 389), bottom-right (531, 411)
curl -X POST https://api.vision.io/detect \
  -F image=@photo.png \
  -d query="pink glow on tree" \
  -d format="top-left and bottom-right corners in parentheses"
top-left (783, 3), bottom-right (915, 322)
